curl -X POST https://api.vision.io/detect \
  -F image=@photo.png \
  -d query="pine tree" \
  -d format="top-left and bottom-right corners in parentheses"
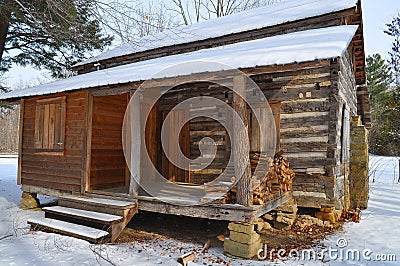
top-left (366, 54), bottom-right (393, 105)
top-left (366, 54), bottom-right (399, 155)
top-left (383, 14), bottom-right (400, 155)
top-left (385, 14), bottom-right (400, 86)
top-left (0, 0), bottom-right (113, 79)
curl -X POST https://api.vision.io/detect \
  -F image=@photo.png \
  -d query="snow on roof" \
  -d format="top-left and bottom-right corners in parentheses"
top-left (75, 0), bottom-right (357, 67)
top-left (0, 25), bottom-right (358, 101)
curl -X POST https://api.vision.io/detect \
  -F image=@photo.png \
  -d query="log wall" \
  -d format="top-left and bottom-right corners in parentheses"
top-left (189, 116), bottom-right (229, 184)
top-left (20, 91), bottom-right (88, 193)
top-left (253, 59), bottom-right (355, 208)
top-left (254, 64), bottom-right (335, 175)
top-left (158, 83), bottom-right (231, 185)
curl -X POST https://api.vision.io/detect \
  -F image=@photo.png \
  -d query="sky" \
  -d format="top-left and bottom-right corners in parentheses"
top-left (362, 0), bottom-right (399, 59)
top-left (4, 0), bottom-right (400, 89)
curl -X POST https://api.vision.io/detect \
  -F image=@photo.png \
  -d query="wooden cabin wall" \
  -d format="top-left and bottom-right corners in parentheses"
top-left (253, 61), bottom-right (341, 208)
top-left (190, 116), bottom-right (229, 184)
top-left (332, 47), bottom-right (357, 203)
top-left (254, 64), bottom-right (333, 173)
top-left (158, 83), bottom-right (231, 185)
top-left (20, 91), bottom-right (88, 194)
top-left (90, 93), bottom-right (129, 190)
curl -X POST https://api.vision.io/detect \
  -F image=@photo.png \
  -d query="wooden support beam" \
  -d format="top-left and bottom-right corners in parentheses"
top-left (136, 192), bottom-right (292, 222)
top-left (83, 91), bottom-right (93, 193)
top-left (128, 91), bottom-right (142, 197)
top-left (17, 99), bottom-right (25, 185)
top-left (232, 76), bottom-right (252, 207)
top-left (137, 196), bottom-right (256, 222)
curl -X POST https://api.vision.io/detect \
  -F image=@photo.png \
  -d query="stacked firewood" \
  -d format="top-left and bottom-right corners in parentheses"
top-left (203, 151), bottom-right (295, 205)
top-left (251, 150), bottom-right (296, 205)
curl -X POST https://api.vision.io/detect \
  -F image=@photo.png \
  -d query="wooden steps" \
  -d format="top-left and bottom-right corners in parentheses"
top-left (28, 195), bottom-right (137, 243)
top-left (43, 206), bottom-right (124, 224)
top-left (59, 196), bottom-right (136, 216)
top-left (28, 217), bottom-right (109, 243)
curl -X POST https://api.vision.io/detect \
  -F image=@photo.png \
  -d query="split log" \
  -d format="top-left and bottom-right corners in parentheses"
top-left (228, 150), bottom-right (296, 205)
top-left (178, 252), bottom-right (196, 266)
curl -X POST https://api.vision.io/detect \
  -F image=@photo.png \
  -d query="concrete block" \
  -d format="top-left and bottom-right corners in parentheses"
top-left (350, 143), bottom-right (368, 151)
top-left (253, 218), bottom-right (265, 232)
top-left (262, 213), bottom-right (274, 221)
top-left (230, 231), bottom-right (260, 244)
top-left (20, 192), bottom-right (40, 210)
top-left (276, 214), bottom-right (295, 226)
top-left (276, 211), bottom-right (296, 220)
top-left (275, 203), bottom-right (298, 213)
top-left (316, 212), bottom-right (337, 224)
top-left (263, 222), bottom-right (272, 230)
top-left (228, 222), bottom-right (255, 235)
top-left (273, 221), bottom-right (291, 230)
top-left (320, 206), bottom-right (335, 213)
top-left (224, 238), bottom-right (262, 259)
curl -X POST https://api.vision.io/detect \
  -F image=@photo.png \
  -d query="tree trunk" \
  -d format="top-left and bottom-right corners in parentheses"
top-left (232, 75), bottom-right (252, 206)
top-left (0, 0), bottom-right (11, 65)
top-left (0, 2), bottom-right (11, 55)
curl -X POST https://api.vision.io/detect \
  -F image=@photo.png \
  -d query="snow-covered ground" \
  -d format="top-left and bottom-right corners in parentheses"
top-left (324, 156), bottom-right (400, 265)
top-left (0, 155), bottom-right (399, 265)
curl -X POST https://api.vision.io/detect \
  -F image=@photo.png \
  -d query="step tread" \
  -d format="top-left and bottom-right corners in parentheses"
top-left (60, 196), bottom-right (136, 208)
top-left (43, 206), bottom-right (123, 224)
top-left (28, 217), bottom-right (109, 241)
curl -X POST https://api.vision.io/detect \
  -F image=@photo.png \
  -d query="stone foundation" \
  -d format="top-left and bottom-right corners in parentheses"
top-left (224, 222), bottom-right (263, 259)
top-left (261, 199), bottom-right (298, 230)
top-left (315, 205), bottom-right (340, 224)
top-left (292, 174), bottom-right (335, 208)
top-left (349, 116), bottom-right (369, 209)
top-left (20, 192), bottom-right (40, 210)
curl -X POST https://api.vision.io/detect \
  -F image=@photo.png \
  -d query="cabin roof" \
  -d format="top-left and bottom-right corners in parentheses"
top-left (74, 0), bottom-right (358, 68)
top-left (0, 25), bottom-right (357, 101)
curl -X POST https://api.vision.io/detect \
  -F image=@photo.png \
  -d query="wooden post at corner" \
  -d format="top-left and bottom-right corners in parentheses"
top-left (232, 76), bottom-right (252, 206)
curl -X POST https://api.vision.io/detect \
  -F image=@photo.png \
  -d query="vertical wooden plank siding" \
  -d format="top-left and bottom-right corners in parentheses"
top-left (83, 91), bottom-right (93, 193)
top-left (17, 99), bottom-right (25, 185)
top-left (232, 76), bottom-right (252, 206)
top-left (34, 105), bottom-right (43, 149)
top-left (90, 93), bottom-right (129, 190)
top-left (33, 97), bottom-right (66, 151)
top-left (60, 97), bottom-right (66, 151)
top-left (161, 110), bottom-right (190, 183)
top-left (42, 104), bottom-right (50, 149)
top-left (128, 92), bottom-right (141, 196)
top-left (21, 91), bottom-right (87, 192)
top-left (143, 102), bottom-right (158, 183)
top-left (271, 103), bottom-right (281, 151)
top-left (48, 103), bottom-right (56, 149)
top-left (249, 103), bottom-right (281, 153)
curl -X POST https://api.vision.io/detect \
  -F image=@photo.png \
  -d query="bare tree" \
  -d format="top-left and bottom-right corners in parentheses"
top-left (90, 1), bottom-right (180, 44)
top-left (0, 105), bottom-right (19, 153)
top-left (170, 0), bottom-right (280, 25)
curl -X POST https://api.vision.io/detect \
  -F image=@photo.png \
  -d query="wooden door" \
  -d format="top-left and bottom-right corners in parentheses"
top-left (90, 93), bottom-right (129, 191)
top-left (161, 110), bottom-right (190, 183)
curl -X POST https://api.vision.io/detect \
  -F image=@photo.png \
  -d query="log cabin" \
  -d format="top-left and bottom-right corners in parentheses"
top-left (0, 0), bottom-right (370, 243)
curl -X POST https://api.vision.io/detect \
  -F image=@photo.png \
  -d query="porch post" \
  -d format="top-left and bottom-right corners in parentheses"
top-left (232, 76), bottom-right (252, 206)
top-left (129, 91), bottom-right (142, 197)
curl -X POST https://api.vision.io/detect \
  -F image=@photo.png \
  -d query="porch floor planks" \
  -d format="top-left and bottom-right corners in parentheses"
top-left (137, 191), bottom-right (293, 222)
top-left (60, 195), bottom-right (136, 208)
